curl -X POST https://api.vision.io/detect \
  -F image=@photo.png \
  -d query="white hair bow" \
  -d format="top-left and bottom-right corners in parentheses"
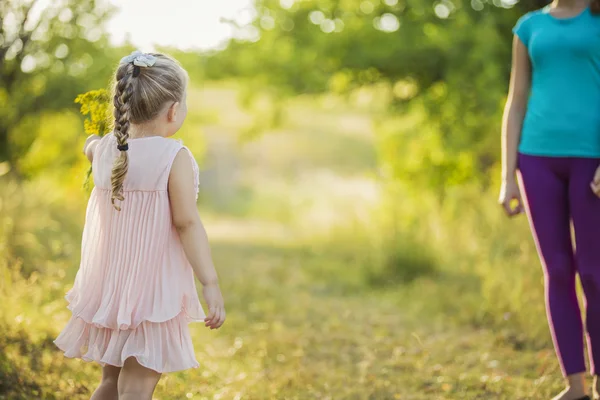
top-left (119, 51), bottom-right (157, 68)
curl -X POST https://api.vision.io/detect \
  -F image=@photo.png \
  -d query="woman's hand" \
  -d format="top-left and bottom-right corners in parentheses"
top-left (591, 165), bottom-right (600, 197)
top-left (499, 178), bottom-right (524, 217)
top-left (202, 283), bottom-right (226, 330)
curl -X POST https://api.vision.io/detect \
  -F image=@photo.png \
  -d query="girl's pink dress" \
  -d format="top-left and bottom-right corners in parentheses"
top-left (54, 134), bottom-right (206, 373)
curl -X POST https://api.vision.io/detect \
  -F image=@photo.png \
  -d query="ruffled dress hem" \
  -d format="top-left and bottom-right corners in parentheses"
top-left (57, 352), bottom-right (199, 374)
top-left (54, 310), bottom-right (202, 373)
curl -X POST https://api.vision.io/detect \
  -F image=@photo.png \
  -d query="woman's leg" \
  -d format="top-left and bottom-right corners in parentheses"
top-left (519, 154), bottom-right (587, 398)
top-left (90, 365), bottom-right (120, 400)
top-left (568, 157), bottom-right (600, 395)
top-left (117, 357), bottom-right (162, 400)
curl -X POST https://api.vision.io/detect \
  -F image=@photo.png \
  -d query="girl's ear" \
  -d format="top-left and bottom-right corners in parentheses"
top-left (167, 102), bottom-right (180, 122)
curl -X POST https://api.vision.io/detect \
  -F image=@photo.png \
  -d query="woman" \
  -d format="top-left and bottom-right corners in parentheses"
top-left (500, 1), bottom-right (600, 399)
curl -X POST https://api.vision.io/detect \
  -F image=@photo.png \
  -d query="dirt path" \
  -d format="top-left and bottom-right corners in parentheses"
top-left (158, 85), bottom-right (566, 400)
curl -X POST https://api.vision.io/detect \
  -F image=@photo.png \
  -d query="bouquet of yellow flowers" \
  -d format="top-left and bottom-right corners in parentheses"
top-left (75, 89), bottom-right (111, 188)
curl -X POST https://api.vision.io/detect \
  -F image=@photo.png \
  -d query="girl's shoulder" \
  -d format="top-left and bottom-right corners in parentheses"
top-left (95, 133), bottom-right (191, 164)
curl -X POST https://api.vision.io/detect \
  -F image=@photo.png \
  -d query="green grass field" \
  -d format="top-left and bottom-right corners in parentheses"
top-left (0, 84), bottom-right (578, 399)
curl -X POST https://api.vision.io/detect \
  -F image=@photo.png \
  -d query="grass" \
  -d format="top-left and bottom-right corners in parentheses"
top-left (0, 83), bottom-right (578, 399)
top-left (0, 237), bottom-right (569, 399)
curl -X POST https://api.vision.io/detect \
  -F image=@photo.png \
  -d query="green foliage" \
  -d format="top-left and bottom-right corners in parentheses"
top-left (366, 233), bottom-right (438, 286)
top-left (0, 0), bottom-right (116, 176)
top-left (0, 178), bottom-right (84, 278)
top-left (206, 0), bottom-right (547, 193)
top-left (157, 47), bottom-right (206, 83)
top-left (0, 180), bottom-right (92, 399)
top-left (19, 112), bottom-right (86, 185)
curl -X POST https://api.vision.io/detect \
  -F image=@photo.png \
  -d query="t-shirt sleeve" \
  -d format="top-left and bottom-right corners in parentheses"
top-left (513, 13), bottom-right (533, 48)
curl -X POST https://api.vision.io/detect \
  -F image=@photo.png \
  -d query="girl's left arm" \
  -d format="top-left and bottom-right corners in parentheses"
top-left (83, 134), bottom-right (101, 162)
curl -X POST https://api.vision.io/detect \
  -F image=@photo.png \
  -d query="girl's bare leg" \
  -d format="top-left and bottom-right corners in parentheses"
top-left (117, 357), bottom-right (162, 400)
top-left (90, 365), bottom-right (120, 400)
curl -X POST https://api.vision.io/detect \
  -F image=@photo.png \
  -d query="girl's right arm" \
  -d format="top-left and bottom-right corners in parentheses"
top-left (499, 35), bottom-right (530, 216)
top-left (83, 134), bottom-right (101, 162)
top-left (168, 150), bottom-right (225, 330)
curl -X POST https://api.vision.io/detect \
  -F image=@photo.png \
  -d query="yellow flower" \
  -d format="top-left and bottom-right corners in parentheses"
top-left (75, 89), bottom-right (111, 137)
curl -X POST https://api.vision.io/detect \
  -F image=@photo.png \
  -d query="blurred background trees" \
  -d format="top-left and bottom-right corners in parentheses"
top-left (0, 0), bottom-right (544, 183)
top-left (0, 0), bottom-right (114, 177)
top-left (206, 0), bottom-right (543, 193)
top-left (1, 1), bottom-right (565, 398)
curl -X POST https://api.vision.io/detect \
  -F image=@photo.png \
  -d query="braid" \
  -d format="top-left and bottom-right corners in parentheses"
top-left (110, 67), bottom-right (134, 211)
top-left (592, 0), bottom-right (600, 14)
top-left (108, 51), bottom-right (187, 210)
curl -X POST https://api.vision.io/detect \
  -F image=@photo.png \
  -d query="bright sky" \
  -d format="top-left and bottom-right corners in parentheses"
top-left (106, 0), bottom-right (255, 51)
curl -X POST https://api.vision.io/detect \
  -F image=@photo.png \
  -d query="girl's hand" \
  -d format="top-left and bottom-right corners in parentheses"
top-left (83, 134), bottom-right (101, 161)
top-left (202, 283), bottom-right (226, 330)
top-left (83, 134), bottom-right (101, 154)
top-left (591, 165), bottom-right (600, 197)
top-left (499, 178), bottom-right (524, 217)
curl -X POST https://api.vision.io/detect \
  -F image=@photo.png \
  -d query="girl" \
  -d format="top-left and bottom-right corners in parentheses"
top-left (54, 51), bottom-right (226, 400)
top-left (500, 1), bottom-right (600, 399)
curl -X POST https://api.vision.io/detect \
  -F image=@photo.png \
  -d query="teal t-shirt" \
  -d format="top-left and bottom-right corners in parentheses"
top-left (514, 6), bottom-right (600, 157)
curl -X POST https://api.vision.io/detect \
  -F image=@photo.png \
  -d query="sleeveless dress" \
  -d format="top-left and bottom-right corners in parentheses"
top-left (54, 134), bottom-right (206, 373)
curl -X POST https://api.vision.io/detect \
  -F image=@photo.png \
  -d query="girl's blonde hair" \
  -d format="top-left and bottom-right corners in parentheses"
top-left (111, 53), bottom-right (187, 210)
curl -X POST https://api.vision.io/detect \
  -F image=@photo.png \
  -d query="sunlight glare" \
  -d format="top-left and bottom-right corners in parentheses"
top-left (106, 0), bottom-right (254, 51)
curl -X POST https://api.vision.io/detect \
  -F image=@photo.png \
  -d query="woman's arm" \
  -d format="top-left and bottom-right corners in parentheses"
top-left (168, 149), bottom-right (225, 329)
top-left (501, 35), bottom-right (531, 181)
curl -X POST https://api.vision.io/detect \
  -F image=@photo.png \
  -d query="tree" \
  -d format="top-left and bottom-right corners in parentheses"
top-left (0, 0), bottom-right (115, 177)
top-left (207, 0), bottom-right (548, 192)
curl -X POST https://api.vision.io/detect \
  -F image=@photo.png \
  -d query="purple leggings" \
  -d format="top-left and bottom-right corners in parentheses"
top-left (519, 153), bottom-right (600, 376)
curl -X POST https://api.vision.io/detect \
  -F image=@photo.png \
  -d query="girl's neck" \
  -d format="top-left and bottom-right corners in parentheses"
top-left (128, 124), bottom-right (168, 139)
